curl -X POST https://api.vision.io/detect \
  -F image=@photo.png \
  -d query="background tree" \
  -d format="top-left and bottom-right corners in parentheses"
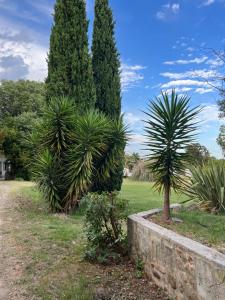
top-left (0, 80), bottom-right (45, 179)
top-left (125, 152), bottom-right (140, 171)
top-left (0, 80), bottom-right (45, 118)
top-left (92, 0), bottom-right (124, 192)
top-left (46, 0), bottom-right (95, 110)
top-left (145, 91), bottom-right (200, 222)
top-left (185, 143), bottom-right (210, 166)
top-left (217, 125), bottom-right (225, 157)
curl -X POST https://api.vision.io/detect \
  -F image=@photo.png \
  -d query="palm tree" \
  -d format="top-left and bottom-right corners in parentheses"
top-left (144, 90), bottom-right (200, 222)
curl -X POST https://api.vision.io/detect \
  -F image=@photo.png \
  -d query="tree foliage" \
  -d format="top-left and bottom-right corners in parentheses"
top-left (46, 0), bottom-right (96, 110)
top-left (0, 80), bottom-right (45, 179)
top-left (0, 80), bottom-right (45, 118)
top-left (92, 0), bottom-right (124, 192)
top-left (144, 90), bottom-right (200, 221)
top-left (185, 143), bottom-right (210, 166)
top-left (92, 0), bottom-right (121, 118)
top-left (217, 125), bottom-right (225, 157)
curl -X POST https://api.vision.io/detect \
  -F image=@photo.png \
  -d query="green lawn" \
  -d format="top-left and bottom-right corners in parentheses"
top-left (121, 178), bottom-right (187, 214)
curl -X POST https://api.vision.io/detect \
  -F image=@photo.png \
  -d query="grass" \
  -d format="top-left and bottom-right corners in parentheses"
top-left (168, 210), bottom-right (225, 250)
top-left (121, 178), bottom-right (187, 214)
top-left (9, 179), bottom-right (175, 299)
top-left (6, 179), bottom-right (225, 299)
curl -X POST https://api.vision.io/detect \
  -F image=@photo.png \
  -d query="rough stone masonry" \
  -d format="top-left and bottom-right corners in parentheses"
top-left (128, 207), bottom-right (225, 300)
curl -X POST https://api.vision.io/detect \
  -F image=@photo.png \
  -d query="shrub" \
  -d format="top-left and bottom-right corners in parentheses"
top-left (81, 192), bottom-right (128, 264)
top-left (185, 161), bottom-right (225, 213)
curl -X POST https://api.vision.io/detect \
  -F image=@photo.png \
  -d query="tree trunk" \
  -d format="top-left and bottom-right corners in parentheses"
top-left (163, 182), bottom-right (171, 222)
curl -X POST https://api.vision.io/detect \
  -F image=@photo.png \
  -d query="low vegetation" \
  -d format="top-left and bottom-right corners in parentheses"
top-left (81, 192), bottom-right (128, 264)
top-left (6, 181), bottom-right (169, 300)
top-left (185, 161), bottom-right (225, 212)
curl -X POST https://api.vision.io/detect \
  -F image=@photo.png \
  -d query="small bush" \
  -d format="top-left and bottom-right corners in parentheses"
top-left (135, 258), bottom-right (144, 278)
top-left (185, 161), bottom-right (225, 213)
top-left (81, 192), bottom-right (128, 264)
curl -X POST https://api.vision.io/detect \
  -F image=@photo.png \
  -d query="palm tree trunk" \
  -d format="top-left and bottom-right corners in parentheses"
top-left (163, 181), bottom-right (171, 222)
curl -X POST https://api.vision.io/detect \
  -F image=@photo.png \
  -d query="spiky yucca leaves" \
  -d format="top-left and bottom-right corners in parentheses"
top-left (65, 112), bottom-right (128, 209)
top-left (92, 116), bottom-right (128, 192)
top-left (186, 161), bottom-right (225, 212)
top-left (33, 150), bottom-right (63, 212)
top-left (65, 110), bottom-right (110, 209)
top-left (33, 98), bottom-right (128, 212)
top-left (32, 98), bottom-right (76, 211)
top-left (145, 90), bottom-right (200, 221)
top-left (42, 97), bottom-right (76, 157)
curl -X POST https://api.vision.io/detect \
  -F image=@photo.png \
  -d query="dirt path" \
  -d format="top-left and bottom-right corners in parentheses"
top-left (0, 182), bottom-right (27, 300)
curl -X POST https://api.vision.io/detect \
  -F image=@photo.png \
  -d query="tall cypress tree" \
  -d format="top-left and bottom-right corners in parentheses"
top-left (92, 0), bottom-right (124, 192)
top-left (92, 0), bottom-right (121, 118)
top-left (46, 0), bottom-right (96, 111)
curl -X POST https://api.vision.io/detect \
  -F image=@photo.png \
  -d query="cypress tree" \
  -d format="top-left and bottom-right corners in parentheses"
top-left (92, 0), bottom-right (124, 192)
top-left (46, 0), bottom-right (96, 111)
top-left (92, 0), bottom-right (121, 118)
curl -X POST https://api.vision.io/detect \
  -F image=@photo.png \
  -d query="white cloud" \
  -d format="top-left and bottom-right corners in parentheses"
top-left (201, 0), bottom-right (215, 6)
top-left (164, 56), bottom-right (208, 65)
top-left (156, 3), bottom-right (180, 21)
top-left (161, 79), bottom-right (210, 89)
top-left (129, 134), bottom-right (147, 144)
top-left (206, 57), bottom-right (224, 67)
top-left (0, 22), bottom-right (47, 81)
top-left (161, 69), bottom-right (219, 80)
top-left (0, 0), bottom-right (44, 23)
top-left (195, 87), bottom-right (214, 94)
top-left (121, 63), bottom-right (145, 91)
top-left (161, 87), bottom-right (193, 94)
top-left (25, 0), bottom-right (54, 17)
top-left (124, 113), bottom-right (141, 126)
top-left (198, 104), bottom-right (220, 123)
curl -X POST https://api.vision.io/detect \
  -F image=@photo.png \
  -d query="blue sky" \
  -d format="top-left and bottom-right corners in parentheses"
top-left (0, 0), bottom-right (224, 157)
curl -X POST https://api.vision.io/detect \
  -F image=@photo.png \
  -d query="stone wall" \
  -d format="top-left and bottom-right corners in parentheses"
top-left (128, 208), bottom-right (225, 300)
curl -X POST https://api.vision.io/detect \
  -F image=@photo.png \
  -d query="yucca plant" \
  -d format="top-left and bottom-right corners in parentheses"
top-left (91, 116), bottom-right (128, 192)
top-left (32, 97), bottom-right (77, 211)
top-left (144, 90), bottom-right (200, 222)
top-left (42, 97), bottom-right (76, 157)
top-left (186, 161), bottom-right (225, 212)
top-left (65, 111), bottom-right (128, 209)
top-left (33, 150), bottom-right (63, 212)
top-left (33, 98), bottom-right (128, 212)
